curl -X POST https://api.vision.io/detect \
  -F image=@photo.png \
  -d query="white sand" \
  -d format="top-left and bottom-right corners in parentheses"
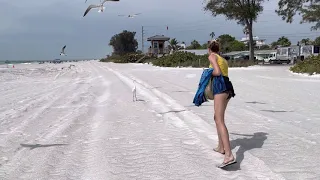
top-left (0, 62), bottom-right (319, 180)
top-left (289, 71), bottom-right (320, 78)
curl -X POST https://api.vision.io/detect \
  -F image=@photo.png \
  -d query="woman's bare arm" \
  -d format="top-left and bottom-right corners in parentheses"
top-left (208, 54), bottom-right (221, 76)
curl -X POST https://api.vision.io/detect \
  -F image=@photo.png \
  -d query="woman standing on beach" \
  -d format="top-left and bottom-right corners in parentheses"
top-left (207, 40), bottom-right (236, 168)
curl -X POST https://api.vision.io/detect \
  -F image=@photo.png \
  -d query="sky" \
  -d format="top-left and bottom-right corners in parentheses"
top-left (0, 0), bottom-right (319, 61)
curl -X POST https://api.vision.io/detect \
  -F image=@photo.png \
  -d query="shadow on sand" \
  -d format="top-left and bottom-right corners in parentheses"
top-left (172, 90), bottom-right (190, 93)
top-left (134, 99), bottom-right (146, 102)
top-left (20, 143), bottom-right (68, 150)
top-left (148, 86), bottom-right (161, 90)
top-left (185, 104), bottom-right (213, 107)
top-left (261, 110), bottom-right (293, 113)
top-left (223, 132), bottom-right (268, 171)
top-left (159, 110), bottom-right (186, 114)
top-left (245, 101), bottom-right (267, 104)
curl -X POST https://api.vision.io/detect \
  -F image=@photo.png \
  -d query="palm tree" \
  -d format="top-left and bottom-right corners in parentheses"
top-left (169, 38), bottom-right (179, 51)
top-left (210, 32), bottom-right (215, 40)
top-left (190, 40), bottom-right (201, 49)
top-left (300, 38), bottom-right (312, 45)
top-left (278, 36), bottom-right (291, 47)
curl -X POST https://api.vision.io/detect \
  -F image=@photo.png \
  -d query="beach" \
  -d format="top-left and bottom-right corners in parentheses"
top-left (0, 61), bottom-right (319, 180)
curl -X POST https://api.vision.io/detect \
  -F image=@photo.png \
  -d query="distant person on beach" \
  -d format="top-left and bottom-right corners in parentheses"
top-left (207, 40), bottom-right (236, 168)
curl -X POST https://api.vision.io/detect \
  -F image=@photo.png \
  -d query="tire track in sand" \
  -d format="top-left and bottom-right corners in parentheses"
top-left (0, 63), bottom-right (105, 179)
top-left (28, 62), bottom-right (112, 180)
top-left (92, 63), bottom-right (220, 179)
top-left (100, 63), bottom-right (285, 180)
top-left (0, 67), bottom-right (95, 176)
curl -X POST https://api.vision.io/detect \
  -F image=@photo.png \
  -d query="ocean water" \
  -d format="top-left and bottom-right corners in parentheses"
top-left (0, 60), bottom-right (37, 65)
top-left (0, 59), bottom-right (94, 65)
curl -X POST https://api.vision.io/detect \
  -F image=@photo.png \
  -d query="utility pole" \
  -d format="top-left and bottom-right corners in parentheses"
top-left (141, 26), bottom-right (145, 53)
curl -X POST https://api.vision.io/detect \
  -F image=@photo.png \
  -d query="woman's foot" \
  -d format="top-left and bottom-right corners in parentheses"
top-left (213, 147), bottom-right (225, 154)
top-left (217, 155), bottom-right (236, 168)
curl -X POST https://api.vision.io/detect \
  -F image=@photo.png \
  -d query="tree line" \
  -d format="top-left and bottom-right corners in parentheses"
top-left (171, 36), bottom-right (320, 52)
top-left (108, 30), bottom-right (320, 56)
top-left (108, 0), bottom-right (320, 57)
top-left (271, 36), bottom-right (320, 47)
top-left (204, 0), bottom-right (320, 61)
top-left (167, 34), bottom-right (247, 53)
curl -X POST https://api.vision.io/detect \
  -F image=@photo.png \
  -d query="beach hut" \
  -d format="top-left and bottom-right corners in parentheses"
top-left (147, 35), bottom-right (170, 57)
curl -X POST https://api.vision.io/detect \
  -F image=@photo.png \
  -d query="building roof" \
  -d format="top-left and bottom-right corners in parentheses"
top-left (222, 50), bottom-right (277, 56)
top-left (240, 36), bottom-right (265, 41)
top-left (223, 51), bottom-right (248, 56)
top-left (147, 35), bottom-right (170, 41)
top-left (178, 49), bottom-right (208, 55)
top-left (255, 50), bottom-right (277, 54)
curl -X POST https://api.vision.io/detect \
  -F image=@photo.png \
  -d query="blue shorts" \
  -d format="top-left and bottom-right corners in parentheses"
top-left (214, 76), bottom-right (235, 99)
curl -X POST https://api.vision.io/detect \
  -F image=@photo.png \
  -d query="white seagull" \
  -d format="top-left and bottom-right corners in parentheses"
top-left (83, 0), bottom-right (119, 17)
top-left (118, 13), bottom-right (141, 18)
top-left (132, 80), bottom-right (137, 102)
top-left (60, 45), bottom-right (67, 56)
top-left (84, 0), bottom-right (100, 3)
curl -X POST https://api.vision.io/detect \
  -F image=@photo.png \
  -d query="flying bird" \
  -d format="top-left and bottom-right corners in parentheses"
top-left (83, 0), bottom-right (119, 17)
top-left (60, 45), bottom-right (67, 56)
top-left (118, 13), bottom-right (141, 18)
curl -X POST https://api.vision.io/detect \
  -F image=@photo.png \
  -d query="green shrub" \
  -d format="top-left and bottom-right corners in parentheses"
top-left (100, 53), bottom-right (152, 63)
top-left (290, 55), bottom-right (320, 75)
top-left (152, 52), bottom-right (209, 67)
top-left (152, 51), bottom-right (256, 68)
top-left (227, 60), bottom-right (257, 67)
top-left (100, 51), bottom-right (257, 68)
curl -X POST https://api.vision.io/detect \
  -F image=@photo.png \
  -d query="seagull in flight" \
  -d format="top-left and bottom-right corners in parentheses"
top-left (83, 0), bottom-right (119, 17)
top-left (118, 13), bottom-right (141, 18)
top-left (60, 45), bottom-right (67, 56)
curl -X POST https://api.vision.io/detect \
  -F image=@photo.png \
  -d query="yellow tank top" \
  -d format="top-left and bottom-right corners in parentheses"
top-left (209, 53), bottom-right (228, 77)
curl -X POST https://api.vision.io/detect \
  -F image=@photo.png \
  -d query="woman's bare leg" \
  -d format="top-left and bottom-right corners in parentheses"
top-left (214, 114), bottom-right (225, 154)
top-left (214, 93), bottom-right (234, 163)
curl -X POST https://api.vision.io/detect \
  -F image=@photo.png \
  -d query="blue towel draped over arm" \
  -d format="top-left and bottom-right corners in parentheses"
top-left (192, 68), bottom-right (213, 106)
top-left (193, 68), bottom-right (226, 106)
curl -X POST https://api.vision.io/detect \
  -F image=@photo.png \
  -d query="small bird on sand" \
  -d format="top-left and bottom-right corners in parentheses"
top-left (60, 45), bottom-right (67, 56)
top-left (118, 13), bottom-right (141, 18)
top-left (83, 0), bottom-right (120, 17)
top-left (132, 80), bottom-right (137, 102)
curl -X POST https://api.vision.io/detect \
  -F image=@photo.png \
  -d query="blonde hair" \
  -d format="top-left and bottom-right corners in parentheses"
top-left (207, 39), bottom-right (220, 53)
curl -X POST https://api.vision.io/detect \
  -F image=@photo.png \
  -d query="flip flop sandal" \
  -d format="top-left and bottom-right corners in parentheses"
top-left (217, 159), bottom-right (237, 168)
top-left (213, 148), bottom-right (225, 154)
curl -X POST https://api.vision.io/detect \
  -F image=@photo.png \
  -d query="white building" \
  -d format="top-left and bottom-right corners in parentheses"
top-left (178, 43), bottom-right (186, 49)
top-left (240, 36), bottom-right (266, 49)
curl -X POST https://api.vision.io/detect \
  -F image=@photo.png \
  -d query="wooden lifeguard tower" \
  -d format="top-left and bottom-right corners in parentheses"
top-left (147, 35), bottom-right (170, 57)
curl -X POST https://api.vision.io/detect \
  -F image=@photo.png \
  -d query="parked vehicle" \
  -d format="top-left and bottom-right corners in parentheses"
top-left (234, 54), bottom-right (250, 60)
top-left (221, 55), bottom-right (231, 60)
top-left (299, 45), bottom-right (320, 60)
top-left (269, 45), bottom-right (319, 64)
top-left (254, 55), bottom-right (265, 62)
top-left (270, 46), bottom-right (299, 64)
top-left (263, 52), bottom-right (276, 63)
